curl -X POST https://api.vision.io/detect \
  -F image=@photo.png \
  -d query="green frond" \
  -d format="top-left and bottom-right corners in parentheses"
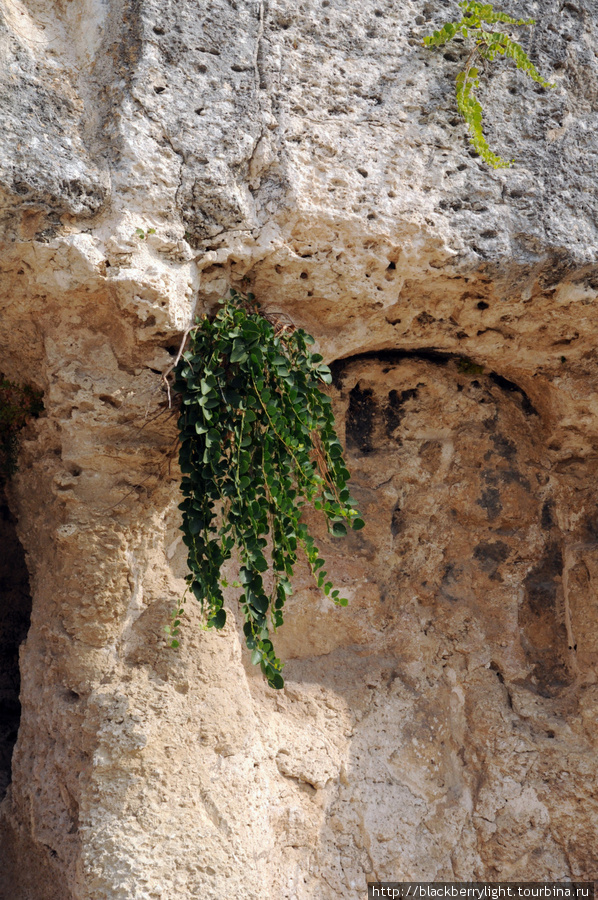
top-left (423, 20), bottom-right (466, 47)
top-left (456, 69), bottom-right (512, 168)
top-left (499, 33), bottom-right (556, 87)
top-left (424, 0), bottom-right (556, 168)
top-left (459, 1), bottom-right (534, 26)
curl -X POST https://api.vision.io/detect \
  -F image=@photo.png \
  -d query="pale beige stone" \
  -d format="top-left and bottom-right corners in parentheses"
top-left (1, 0), bottom-right (598, 896)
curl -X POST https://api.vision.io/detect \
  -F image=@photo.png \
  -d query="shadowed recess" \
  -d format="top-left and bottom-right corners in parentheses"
top-left (330, 348), bottom-right (539, 417)
top-left (0, 485), bottom-right (32, 802)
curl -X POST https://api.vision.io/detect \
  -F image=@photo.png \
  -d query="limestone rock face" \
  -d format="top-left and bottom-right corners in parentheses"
top-left (1, 0), bottom-right (598, 897)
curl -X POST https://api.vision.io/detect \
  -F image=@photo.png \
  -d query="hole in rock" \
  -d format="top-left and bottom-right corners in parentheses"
top-left (0, 485), bottom-right (32, 802)
top-left (346, 384), bottom-right (376, 454)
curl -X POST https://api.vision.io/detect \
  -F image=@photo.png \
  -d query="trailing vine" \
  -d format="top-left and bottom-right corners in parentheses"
top-left (169, 291), bottom-right (363, 689)
top-left (424, 1), bottom-right (555, 168)
top-left (0, 377), bottom-right (43, 480)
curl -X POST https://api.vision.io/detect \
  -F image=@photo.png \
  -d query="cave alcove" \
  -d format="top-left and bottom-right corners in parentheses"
top-left (0, 483), bottom-right (32, 803)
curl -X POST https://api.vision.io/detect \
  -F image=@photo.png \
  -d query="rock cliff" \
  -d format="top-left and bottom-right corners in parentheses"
top-left (1, 0), bottom-right (598, 897)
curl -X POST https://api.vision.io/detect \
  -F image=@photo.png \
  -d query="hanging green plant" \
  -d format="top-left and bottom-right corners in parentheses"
top-left (424, 1), bottom-right (555, 169)
top-left (169, 291), bottom-right (364, 689)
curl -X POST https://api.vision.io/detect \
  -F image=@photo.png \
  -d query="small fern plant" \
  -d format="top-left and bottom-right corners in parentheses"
top-left (169, 291), bottom-right (363, 689)
top-left (424, 1), bottom-right (555, 168)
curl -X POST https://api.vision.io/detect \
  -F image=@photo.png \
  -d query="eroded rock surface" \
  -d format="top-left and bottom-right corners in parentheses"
top-left (1, 0), bottom-right (598, 897)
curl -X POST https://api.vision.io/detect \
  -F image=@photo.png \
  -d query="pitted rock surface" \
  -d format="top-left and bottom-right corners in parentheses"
top-left (1, 0), bottom-right (598, 897)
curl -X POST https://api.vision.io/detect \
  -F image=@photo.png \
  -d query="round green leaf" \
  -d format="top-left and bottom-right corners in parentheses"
top-left (208, 608), bottom-right (227, 629)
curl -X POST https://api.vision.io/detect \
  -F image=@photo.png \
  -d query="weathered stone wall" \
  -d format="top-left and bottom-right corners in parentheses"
top-left (1, 0), bottom-right (598, 897)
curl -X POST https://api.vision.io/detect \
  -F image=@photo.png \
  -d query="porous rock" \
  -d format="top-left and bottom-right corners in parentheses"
top-left (1, 0), bottom-right (598, 897)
